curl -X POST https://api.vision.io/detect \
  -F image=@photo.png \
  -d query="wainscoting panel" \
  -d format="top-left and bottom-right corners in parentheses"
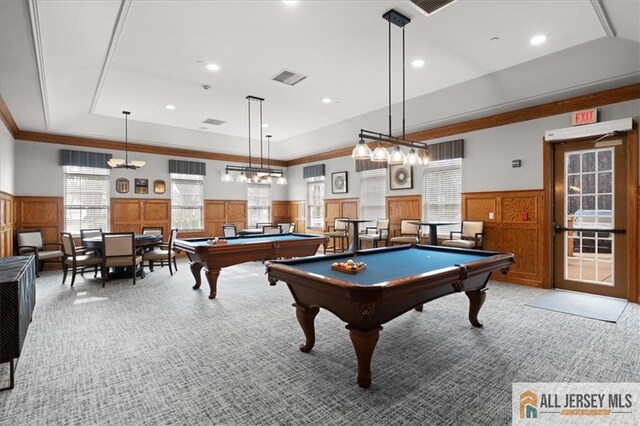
top-left (15, 197), bottom-right (64, 245)
top-left (0, 192), bottom-right (15, 257)
top-left (386, 195), bottom-right (422, 239)
top-left (288, 201), bottom-right (306, 233)
top-left (462, 190), bottom-right (547, 288)
top-left (201, 200), bottom-right (247, 237)
top-left (111, 199), bottom-right (171, 235)
top-left (324, 198), bottom-right (359, 231)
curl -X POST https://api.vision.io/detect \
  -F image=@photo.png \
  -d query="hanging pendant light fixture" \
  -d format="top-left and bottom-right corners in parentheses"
top-left (221, 96), bottom-right (287, 184)
top-left (352, 10), bottom-right (429, 164)
top-left (108, 111), bottom-right (146, 169)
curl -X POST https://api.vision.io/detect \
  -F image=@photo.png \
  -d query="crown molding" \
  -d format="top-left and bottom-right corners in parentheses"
top-left (0, 95), bottom-right (19, 137)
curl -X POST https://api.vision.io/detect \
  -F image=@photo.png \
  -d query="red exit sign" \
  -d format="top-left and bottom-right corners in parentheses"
top-left (572, 108), bottom-right (598, 126)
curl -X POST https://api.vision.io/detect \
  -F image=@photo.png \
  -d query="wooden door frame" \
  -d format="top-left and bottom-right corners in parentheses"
top-left (543, 126), bottom-right (638, 302)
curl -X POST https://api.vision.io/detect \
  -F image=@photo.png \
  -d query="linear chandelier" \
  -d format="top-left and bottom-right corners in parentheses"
top-left (108, 111), bottom-right (146, 169)
top-left (221, 96), bottom-right (287, 185)
top-left (352, 9), bottom-right (428, 166)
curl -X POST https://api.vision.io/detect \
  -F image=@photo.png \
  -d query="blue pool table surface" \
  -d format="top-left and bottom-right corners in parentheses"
top-left (285, 246), bottom-right (498, 286)
top-left (184, 233), bottom-right (320, 247)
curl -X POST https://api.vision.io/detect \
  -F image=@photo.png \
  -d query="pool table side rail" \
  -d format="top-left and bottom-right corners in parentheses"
top-left (175, 233), bottom-right (328, 254)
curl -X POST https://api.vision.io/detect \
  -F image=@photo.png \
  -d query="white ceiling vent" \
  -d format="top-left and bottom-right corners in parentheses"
top-left (410, 0), bottom-right (456, 16)
top-left (202, 118), bottom-right (225, 126)
top-left (271, 69), bottom-right (307, 86)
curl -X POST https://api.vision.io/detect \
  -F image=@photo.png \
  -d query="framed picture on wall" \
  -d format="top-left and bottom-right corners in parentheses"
top-left (134, 178), bottom-right (149, 194)
top-left (390, 164), bottom-right (412, 190)
top-left (115, 178), bottom-right (129, 194)
top-left (331, 171), bottom-right (348, 194)
top-left (153, 180), bottom-right (166, 194)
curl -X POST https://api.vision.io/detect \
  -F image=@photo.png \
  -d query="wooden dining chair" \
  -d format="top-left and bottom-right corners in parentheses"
top-left (101, 232), bottom-right (143, 287)
top-left (16, 228), bottom-right (64, 277)
top-left (324, 218), bottom-right (348, 253)
top-left (143, 228), bottom-right (178, 275)
top-left (60, 232), bottom-right (102, 286)
top-left (262, 225), bottom-right (281, 235)
top-left (359, 218), bottom-right (390, 248)
top-left (223, 224), bottom-right (237, 237)
top-left (142, 226), bottom-right (164, 237)
top-left (442, 221), bottom-right (485, 249)
top-left (389, 219), bottom-right (420, 245)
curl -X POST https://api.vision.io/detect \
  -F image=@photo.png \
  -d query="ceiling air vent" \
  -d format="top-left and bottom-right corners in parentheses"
top-left (202, 118), bottom-right (225, 126)
top-left (271, 69), bottom-right (307, 86)
top-left (410, 0), bottom-right (456, 16)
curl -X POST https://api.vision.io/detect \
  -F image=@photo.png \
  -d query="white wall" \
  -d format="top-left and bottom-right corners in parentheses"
top-left (286, 99), bottom-right (640, 205)
top-left (0, 120), bottom-right (15, 194)
top-left (13, 140), bottom-right (289, 201)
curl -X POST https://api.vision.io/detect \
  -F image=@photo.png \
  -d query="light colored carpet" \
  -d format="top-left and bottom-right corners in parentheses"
top-left (526, 289), bottom-right (628, 323)
top-left (0, 259), bottom-right (638, 425)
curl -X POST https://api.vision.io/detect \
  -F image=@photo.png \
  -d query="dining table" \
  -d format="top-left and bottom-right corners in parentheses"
top-left (408, 221), bottom-right (457, 245)
top-left (337, 218), bottom-right (371, 252)
top-left (82, 234), bottom-right (162, 278)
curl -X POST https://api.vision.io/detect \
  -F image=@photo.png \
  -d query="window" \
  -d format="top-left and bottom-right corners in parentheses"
top-left (307, 178), bottom-right (325, 229)
top-left (360, 169), bottom-right (386, 221)
top-left (423, 158), bottom-right (462, 236)
top-left (247, 184), bottom-right (271, 227)
top-left (64, 166), bottom-right (110, 234)
top-left (171, 173), bottom-right (204, 231)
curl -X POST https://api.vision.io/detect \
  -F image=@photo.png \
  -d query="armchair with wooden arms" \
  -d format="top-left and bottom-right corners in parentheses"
top-left (16, 229), bottom-right (64, 277)
top-left (222, 224), bottom-right (237, 237)
top-left (262, 225), bottom-right (281, 235)
top-left (358, 218), bottom-right (390, 248)
top-left (389, 219), bottom-right (420, 246)
top-left (277, 222), bottom-right (295, 234)
top-left (441, 221), bottom-right (484, 249)
top-left (60, 232), bottom-right (101, 286)
top-left (101, 232), bottom-right (143, 287)
top-left (324, 217), bottom-right (348, 254)
top-left (143, 228), bottom-right (178, 276)
top-left (142, 226), bottom-right (164, 237)
top-left (79, 228), bottom-right (102, 254)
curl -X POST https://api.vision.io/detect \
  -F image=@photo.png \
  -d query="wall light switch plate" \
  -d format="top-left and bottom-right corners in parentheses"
top-left (489, 212), bottom-right (494, 220)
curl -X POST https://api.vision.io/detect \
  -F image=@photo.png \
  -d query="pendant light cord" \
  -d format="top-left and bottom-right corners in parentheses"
top-left (402, 26), bottom-right (406, 139)
top-left (388, 19), bottom-right (392, 137)
top-left (259, 100), bottom-right (264, 169)
top-left (248, 98), bottom-right (252, 168)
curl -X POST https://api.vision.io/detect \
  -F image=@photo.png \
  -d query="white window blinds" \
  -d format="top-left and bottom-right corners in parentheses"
top-left (307, 179), bottom-right (325, 229)
top-left (423, 159), bottom-right (462, 236)
top-left (64, 166), bottom-right (110, 234)
top-left (171, 173), bottom-right (204, 231)
top-left (247, 184), bottom-right (271, 227)
top-left (360, 169), bottom-right (386, 223)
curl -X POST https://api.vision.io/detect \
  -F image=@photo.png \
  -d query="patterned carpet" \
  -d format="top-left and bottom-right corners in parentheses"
top-left (0, 259), bottom-right (638, 425)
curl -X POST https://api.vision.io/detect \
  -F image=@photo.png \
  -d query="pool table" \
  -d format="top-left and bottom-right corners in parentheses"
top-left (266, 245), bottom-right (514, 388)
top-left (175, 233), bottom-right (328, 299)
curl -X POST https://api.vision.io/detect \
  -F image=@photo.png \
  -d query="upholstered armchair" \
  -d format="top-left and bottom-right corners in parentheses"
top-left (262, 225), bottom-right (281, 235)
top-left (142, 226), bottom-right (164, 237)
top-left (60, 232), bottom-right (102, 286)
top-left (16, 229), bottom-right (64, 277)
top-left (277, 222), bottom-right (295, 233)
top-left (143, 228), bottom-right (178, 276)
top-left (79, 228), bottom-right (102, 254)
top-left (324, 217), bottom-right (348, 254)
top-left (389, 219), bottom-right (420, 246)
top-left (101, 232), bottom-right (143, 286)
top-left (223, 224), bottom-right (237, 237)
top-left (359, 219), bottom-right (390, 248)
top-left (442, 221), bottom-right (485, 249)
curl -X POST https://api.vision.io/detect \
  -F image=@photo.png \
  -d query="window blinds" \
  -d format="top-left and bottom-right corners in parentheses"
top-left (307, 180), bottom-right (325, 229)
top-left (63, 166), bottom-right (110, 234)
top-left (247, 184), bottom-right (271, 227)
top-left (360, 169), bottom-right (386, 223)
top-left (171, 174), bottom-right (204, 230)
top-left (423, 159), bottom-right (462, 236)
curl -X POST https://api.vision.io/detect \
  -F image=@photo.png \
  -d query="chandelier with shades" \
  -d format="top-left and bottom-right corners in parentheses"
top-left (221, 96), bottom-right (287, 185)
top-left (351, 9), bottom-right (430, 166)
top-left (108, 111), bottom-right (146, 170)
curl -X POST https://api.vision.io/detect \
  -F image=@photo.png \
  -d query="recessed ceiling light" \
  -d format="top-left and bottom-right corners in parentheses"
top-left (530, 34), bottom-right (547, 46)
top-left (166, 105), bottom-right (176, 110)
top-left (322, 97), bottom-right (333, 104)
top-left (282, 0), bottom-right (299, 5)
top-left (206, 63), bottom-right (220, 71)
top-left (411, 59), bottom-right (425, 68)
top-left (262, 123), bottom-right (269, 128)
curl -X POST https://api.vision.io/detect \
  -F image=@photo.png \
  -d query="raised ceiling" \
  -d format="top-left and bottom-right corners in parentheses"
top-left (1, 0), bottom-right (639, 160)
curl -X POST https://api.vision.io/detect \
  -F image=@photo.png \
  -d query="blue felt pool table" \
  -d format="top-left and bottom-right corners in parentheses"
top-left (266, 244), bottom-right (514, 388)
top-left (174, 233), bottom-right (328, 299)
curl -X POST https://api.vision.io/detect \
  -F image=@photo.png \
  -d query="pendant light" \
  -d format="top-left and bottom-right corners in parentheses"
top-left (108, 111), bottom-right (146, 169)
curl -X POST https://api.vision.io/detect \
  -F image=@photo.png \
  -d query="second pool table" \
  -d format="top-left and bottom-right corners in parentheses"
top-left (266, 245), bottom-right (514, 388)
top-left (175, 233), bottom-right (328, 299)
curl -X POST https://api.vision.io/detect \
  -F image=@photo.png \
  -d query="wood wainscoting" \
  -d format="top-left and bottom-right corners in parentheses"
top-left (324, 198), bottom-right (359, 231)
top-left (272, 200), bottom-right (306, 233)
top-left (111, 198), bottom-right (171, 234)
top-left (15, 196), bottom-right (64, 247)
top-left (0, 191), bottom-right (15, 257)
top-left (385, 195), bottom-right (422, 239)
top-left (203, 200), bottom-right (247, 237)
top-left (462, 190), bottom-right (548, 288)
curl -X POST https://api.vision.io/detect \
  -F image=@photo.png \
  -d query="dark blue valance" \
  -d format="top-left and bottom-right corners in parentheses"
top-left (169, 159), bottom-right (206, 176)
top-left (59, 149), bottom-right (112, 169)
top-left (303, 164), bottom-right (325, 178)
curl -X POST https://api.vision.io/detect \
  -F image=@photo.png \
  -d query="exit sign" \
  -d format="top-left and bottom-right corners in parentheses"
top-left (572, 108), bottom-right (598, 126)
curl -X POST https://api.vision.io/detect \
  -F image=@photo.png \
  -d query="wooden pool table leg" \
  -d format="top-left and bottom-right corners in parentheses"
top-left (466, 288), bottom-right (487, 328)
top-left (414, 304), bottom-right (424, 312)
top-left (294, 303), bottom-right (320, 352)
top-left (204, 268), bottom-right (221, 299)
top-left (190, 262), bottom-right (203, 290)
top-left (347, 325), bottom-right (382, 388)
